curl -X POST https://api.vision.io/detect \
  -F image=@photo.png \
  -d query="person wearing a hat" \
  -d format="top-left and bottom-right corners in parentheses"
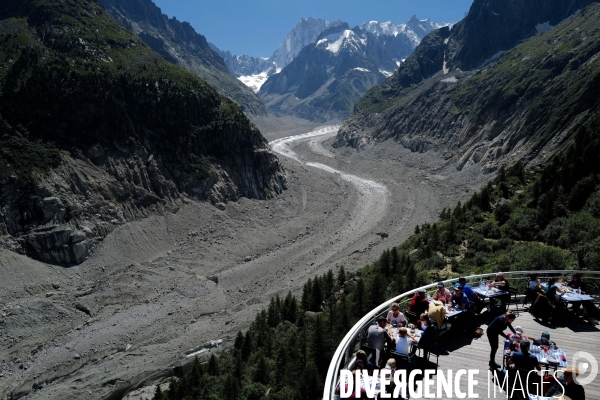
top-left (545, 366), bottom-right (585, 399)
top-left (452, 284), bottom-right (470, 310)
top-left (433, 282), bottom-right (452, 303)
top-left (533, 331), bottom-right (557, 348)
top-left (409, 288), bottom-right (430, 316)
top-left (507, 326), bottom-right (528, 344)
top-left (367, 315), bottom-right (395, 367)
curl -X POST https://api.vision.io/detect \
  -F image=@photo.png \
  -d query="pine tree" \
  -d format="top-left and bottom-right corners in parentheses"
top-left (207, 354), bottom-right (219, 376)
top-left (300, 361), bottom-right (322, 400)
top-left (153, 384), bottom-right (163, 400)
top-left (222, 373), bottom-right (240, 400)
top-left (234, 331), bottom-right (244, 350)
top-left (301, 278), bottom-right (312, 311)
top-left (337, 265), bottom-right (346, 287)
top-left (254, 355), bottom-right (269, 385)
top-left (379, 249), bottom-right (390, 276)
top-left (311, 277), bottom-right (323, 311)
top-left (325, 270), bottom-right (335, 300)
top-left (353, 278), bottom-right (365, 315)
top-left (240, 330), bottom-right (252, 361)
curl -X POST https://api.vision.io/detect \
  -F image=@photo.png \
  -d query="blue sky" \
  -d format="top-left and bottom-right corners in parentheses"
top-left (151, 0), bottom-right (474, 57)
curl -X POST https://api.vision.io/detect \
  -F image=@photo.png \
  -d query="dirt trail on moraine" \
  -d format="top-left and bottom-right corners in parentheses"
top-left (0, 117), bottom-right (489, 399)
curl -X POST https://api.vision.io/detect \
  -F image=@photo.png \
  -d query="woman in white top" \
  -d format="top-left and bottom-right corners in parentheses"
top-left (387, 302), bottom-right (407, 326)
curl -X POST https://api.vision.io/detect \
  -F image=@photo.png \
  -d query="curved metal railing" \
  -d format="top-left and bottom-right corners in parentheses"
top-left (322, 270), bottom-right (600, 399)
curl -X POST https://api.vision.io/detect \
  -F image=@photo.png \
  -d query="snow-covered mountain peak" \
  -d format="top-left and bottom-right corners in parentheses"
top-left (269, 17), bottom-right (343, 69)
top-left (317, 30), bottom-right (367, 55)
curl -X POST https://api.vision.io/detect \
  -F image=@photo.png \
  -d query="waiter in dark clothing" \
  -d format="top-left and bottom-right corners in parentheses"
top-left (486, 311), bottom-right (516, 369)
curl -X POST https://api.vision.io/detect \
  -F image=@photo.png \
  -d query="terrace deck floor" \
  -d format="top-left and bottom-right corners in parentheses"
top-left (413, 303), bottom-right (600, 400)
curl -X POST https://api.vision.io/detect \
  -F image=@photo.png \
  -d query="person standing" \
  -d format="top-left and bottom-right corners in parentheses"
top-left (367, 316), bottom-right (395, 366)
top-left (486, 311), bottom-right (517, 368)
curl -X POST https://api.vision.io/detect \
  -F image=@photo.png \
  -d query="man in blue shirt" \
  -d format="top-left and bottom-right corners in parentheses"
top-left (459, 276), bottom-right (485, 313)
top-left (452, 284), bottom-right (470, 309)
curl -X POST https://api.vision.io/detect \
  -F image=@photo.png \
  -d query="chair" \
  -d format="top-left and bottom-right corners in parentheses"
top-left (507, 287), bottom-right (520, 314)
top-left (389, 351), bottom-right (412, 371)
top-left (405, 310), bottom-right (419, 324)
top-left (360, 345), bottom-right (380, 368)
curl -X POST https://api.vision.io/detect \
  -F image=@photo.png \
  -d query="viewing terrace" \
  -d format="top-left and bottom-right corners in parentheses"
top-left (324, 270), bottom-right (600, 399)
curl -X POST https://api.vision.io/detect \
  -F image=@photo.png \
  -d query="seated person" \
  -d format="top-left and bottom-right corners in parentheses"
top-left (567, 272), bottom-right (586, 291)
top-left (532, 331), bottom-right (557, 348)
top-left (351, 350), bottom-right (374, 373)
top-left (545, 366), bottom-right (585, 399)
top-left (507, 340), bottom-right (540, 371)
top-left (367, 316), bottom-right (395, 366)
top-left (416, 313), bottom-right (429, 331)
top-left (428, 300), bottom-right (451, 333)
top-left (507, 326), bottom-right (528, 345)
top-left (489, 272), bottom-right (511, 312)
top-left (387, 302), bottom-right (407, 326)
top-left (452, 284), bottom-right (470, 310)
top-left (382, 358), bottom-right (396, 377)
top-left (546, 277), bottom-right (565, 305)
top-left (395, 327), bottom-right (417, 356)
top-left (433, 282), bottom-right (452, 303)
top-left (409, 289), bottom-right (430, 316)
top-left (458, 276), bottom-right (485, 313)
top-left (526, 273), bottom-right (545, 303)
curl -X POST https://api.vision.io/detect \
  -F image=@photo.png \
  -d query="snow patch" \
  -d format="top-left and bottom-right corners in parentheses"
top-left (238, 71), bottom-right (270, 93)
top-left (353, 67), bottom-right (370, 72)
top-left (477, 51), bottom-right (504, 69)
top-left (379, 69), bottom-right (393, 77)
top-left (320, 30), bottom-right (366, 55)
top-left (441, 76), bottom-right (458, 83)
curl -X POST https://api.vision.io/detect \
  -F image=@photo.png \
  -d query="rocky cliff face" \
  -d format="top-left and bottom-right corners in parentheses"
top-left (336, 3), bottom-right (600, 174)
top-left (98, 0), bottom-right (267, 115)
top-left (0, 0), bottom-right (286, 265)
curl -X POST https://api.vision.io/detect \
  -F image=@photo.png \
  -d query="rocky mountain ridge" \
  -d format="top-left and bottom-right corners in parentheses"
top-left (336, 1), bottom-right (600, 175)
top-left (0, 0), bottom-right (286, 265)
top-left (98, 0), bottom-right (267, 115)
top-left (257, 16), bottom-right (448, 122)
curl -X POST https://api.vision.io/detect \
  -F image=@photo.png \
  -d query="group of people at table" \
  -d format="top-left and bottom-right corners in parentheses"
top-left (528, 272), bottom-right (599, 325)
top-left (486, 312), bottom-right (585, 399)
top-left (352, 273), bottom-right (592, 399)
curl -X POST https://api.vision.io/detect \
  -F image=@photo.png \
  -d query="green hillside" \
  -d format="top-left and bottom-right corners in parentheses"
top-left (0, 0), bottom-right (269, 188)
